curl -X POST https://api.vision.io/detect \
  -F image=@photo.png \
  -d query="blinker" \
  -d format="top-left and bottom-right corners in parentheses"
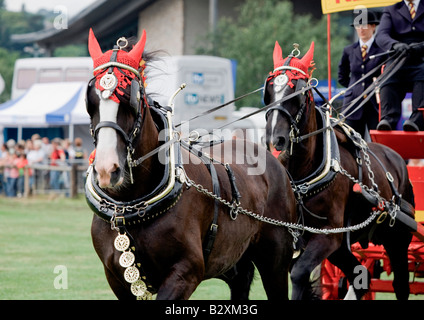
top-left (130, 79), bottom-right (141, 113)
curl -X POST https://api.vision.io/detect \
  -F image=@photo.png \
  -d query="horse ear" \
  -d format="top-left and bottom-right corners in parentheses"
top-left (273, 41), bottom-right (284, 70)
top-left (128, 30), bottom-right (147, 64)
top-left (300, 41), bottom-right (315, 68)
top-left (88, 28), bottom-right (103, 60)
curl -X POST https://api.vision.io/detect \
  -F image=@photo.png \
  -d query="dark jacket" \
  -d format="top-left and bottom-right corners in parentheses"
top-left (376, 1), bottom-right (424, 50)
top-left (338, 41), bottom-right (384, 120)
top-left (375, 1), bottom-right (424, 85)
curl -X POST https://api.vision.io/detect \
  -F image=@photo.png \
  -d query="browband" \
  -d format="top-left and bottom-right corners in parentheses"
top-left (94, 61), bottom-right (141, 79)
top-left (273, 65), bottom-right (308, 76)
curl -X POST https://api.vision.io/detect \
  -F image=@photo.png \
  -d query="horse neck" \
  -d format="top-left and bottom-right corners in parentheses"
top-left (287, 105), bottom-right (319, 180)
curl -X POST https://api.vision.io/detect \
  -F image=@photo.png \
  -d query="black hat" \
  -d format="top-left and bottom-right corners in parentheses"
top-left (351, 10), bottom-right (380, 27)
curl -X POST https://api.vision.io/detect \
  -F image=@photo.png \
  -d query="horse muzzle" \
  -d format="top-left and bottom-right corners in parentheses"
top-left (94, 162), bottom-right (124, 189)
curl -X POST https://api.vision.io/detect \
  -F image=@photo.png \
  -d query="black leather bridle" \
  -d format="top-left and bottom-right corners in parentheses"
top-left (264, 65), bottom-right (312, 152)
top-left (87, 41), bottom-right (146, 182)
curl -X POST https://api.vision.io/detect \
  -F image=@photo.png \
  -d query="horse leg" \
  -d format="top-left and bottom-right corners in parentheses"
top-left (255, 254), bottom-right (291, 300)
top-left (250, 229), bottom-right (293, 300)
top-left (291, 234), bottom-right (340, 300)
top-left (221, 256), bottom-right (255, 300)
top-left (103, 267), bottom-right (135, 300)
top-left (155, 260), bottom-right (204, 300)
top-left (327, 245), bottom-right (370, 300)
top-left (383, 234), bottom-right (411, 300)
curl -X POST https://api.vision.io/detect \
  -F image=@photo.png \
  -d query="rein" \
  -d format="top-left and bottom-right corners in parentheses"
top-left (278, 50), bottom-right (408, 145)
top-left (174, 86), bottom-right (264, 128)
top-left (192, 83), bottom-right (316, 142)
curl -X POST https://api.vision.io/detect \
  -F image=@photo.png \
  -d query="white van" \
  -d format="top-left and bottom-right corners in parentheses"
top-left (146, 55), bottom-right (237, 136)
top-left (11, 57), bottom-right (92, 100)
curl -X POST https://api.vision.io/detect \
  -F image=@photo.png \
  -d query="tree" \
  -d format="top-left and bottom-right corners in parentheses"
top-left (0, 47), bottom-right (19, 102)
top-left (196, 0), bottom-right (349, 108)
top-left (0, 7), bottom-right (46, 102)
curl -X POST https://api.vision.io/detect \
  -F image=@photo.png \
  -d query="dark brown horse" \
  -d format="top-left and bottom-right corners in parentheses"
top-left (85, 29), bottom-right (296, 300)
top-left (264, 41), bottom-right (415, 300)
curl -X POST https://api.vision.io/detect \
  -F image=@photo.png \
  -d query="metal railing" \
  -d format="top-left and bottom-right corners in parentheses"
top-left (0, 160), bottom-right (88, 198)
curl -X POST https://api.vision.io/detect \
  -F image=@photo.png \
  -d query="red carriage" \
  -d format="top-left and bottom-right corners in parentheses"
top-left (319, 0), bottom-right (424, 300)
top-left (320, 119), bottom-right (424, 300)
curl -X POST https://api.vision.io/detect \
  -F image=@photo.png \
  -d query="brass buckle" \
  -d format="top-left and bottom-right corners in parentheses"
top-left (376, 211), bottom-right (387, 224)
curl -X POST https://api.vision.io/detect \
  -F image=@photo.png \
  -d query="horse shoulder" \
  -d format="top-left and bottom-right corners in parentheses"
top-left (334, 127), bottom-right (348, 144)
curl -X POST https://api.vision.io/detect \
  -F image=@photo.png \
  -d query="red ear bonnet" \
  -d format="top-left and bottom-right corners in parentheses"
top-left (299, 42), bottom-right (314, 73)
top-left (270, 41), bottom-right (315, 88)
top-left (88, 28), bottom-right (103, 61)
top-left (272, 41), bottom-right (314, 75)
top-left (273, 41), bottom-right (284, 71)
top-left (128, 29), bottom-right (146, 65)
top-left (88, 29), bottom-right (148, 104)
top-left (88, 28), bottom-right (147, 71)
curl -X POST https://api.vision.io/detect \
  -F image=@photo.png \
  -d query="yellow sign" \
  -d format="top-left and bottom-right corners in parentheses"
top-left (321, 0), bottom-right (400, 14)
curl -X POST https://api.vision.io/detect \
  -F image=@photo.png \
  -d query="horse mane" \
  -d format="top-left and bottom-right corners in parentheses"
top-left (308, 60), bottom-right (316, 79)
top-left (116, 37), bottom-right (166, 105)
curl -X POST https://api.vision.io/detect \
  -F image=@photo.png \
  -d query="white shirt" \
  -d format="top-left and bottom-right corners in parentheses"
top-left (404, 0), bottom-right (421, 10)
top-left (359, 36), bottom-right (375, 54)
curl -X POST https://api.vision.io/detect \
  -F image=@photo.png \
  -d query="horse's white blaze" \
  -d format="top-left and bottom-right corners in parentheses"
top-left (270, 109), bottom-right (279, 146)
top-left (94, 98), bottom-right (121, 188)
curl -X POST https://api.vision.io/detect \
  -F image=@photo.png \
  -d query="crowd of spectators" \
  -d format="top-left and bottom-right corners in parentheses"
top-left (0, 134), bottom-right (88, 197)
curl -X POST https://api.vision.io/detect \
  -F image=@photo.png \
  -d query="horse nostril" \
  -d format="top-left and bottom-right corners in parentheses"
top-left (273, 136), bottom-right (287, 151)
top-left (110, 166), bottom-right (122, 184)
top-left (94, 161), bottom-right (122, 188)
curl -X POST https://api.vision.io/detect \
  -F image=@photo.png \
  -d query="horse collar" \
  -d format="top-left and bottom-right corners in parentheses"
top-left (291, 108), bottom-right (341, 199)
top-left (85, 106), bottom-right (184, 226)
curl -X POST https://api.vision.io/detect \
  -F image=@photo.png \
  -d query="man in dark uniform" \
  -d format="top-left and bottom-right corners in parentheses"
top-left (338, 10), bottom-right (384, 138)
top-left (376, 0), bottom-right (424, 131)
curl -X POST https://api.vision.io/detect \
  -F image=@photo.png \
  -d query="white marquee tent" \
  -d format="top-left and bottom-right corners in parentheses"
top-left (0, 81), bottom-right (91, 147)
top-left (0, 81), bottom-right (89, 126)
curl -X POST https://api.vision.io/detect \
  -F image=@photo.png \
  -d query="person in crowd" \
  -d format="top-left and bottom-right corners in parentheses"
top-left (6, 148), bottom-right (19, 197)
top-left (375, 0), bottom-right (424, 131)
top-left (15, 145), bottom-right (29, 197)
top-left (61, 139), bottom-right (72, 192)
top-left (41, 137), bottom-right (52, 161)
top-left (31, 133), bottom-right (41, 143)
top-left (73, 137), bottom-right (87, 162)
top-left (3, 140), bottom-right (17, 196)
top-left (26, 139), bottom-right (45, 194)
top-left (73, 137), bottom-right (88, 191)
top-left (49, 138), bottom-right (66, 191)
top-left (0, 143), bottom-right (7, 195)
top-left (338, 10), bottom-right (384, 138)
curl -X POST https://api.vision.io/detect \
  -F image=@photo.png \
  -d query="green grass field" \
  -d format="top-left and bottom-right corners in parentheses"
top-left (0, 196), bottom-right (421, 300)
top-left (0, 196), bottom-right (267, 300)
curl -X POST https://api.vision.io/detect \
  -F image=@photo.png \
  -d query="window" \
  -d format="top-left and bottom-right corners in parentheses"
top-left (16, 69), bottom-right (37, 89)
top-left (65, 68), bottom-right (91, 82)
top-left (39, 68), bottom-right (62, 83)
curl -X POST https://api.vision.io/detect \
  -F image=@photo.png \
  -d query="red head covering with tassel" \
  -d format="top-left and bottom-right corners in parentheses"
top-left (270, 41), bottom-right (315, 88)
top-left (88, 28), bottom-right (147, 103)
